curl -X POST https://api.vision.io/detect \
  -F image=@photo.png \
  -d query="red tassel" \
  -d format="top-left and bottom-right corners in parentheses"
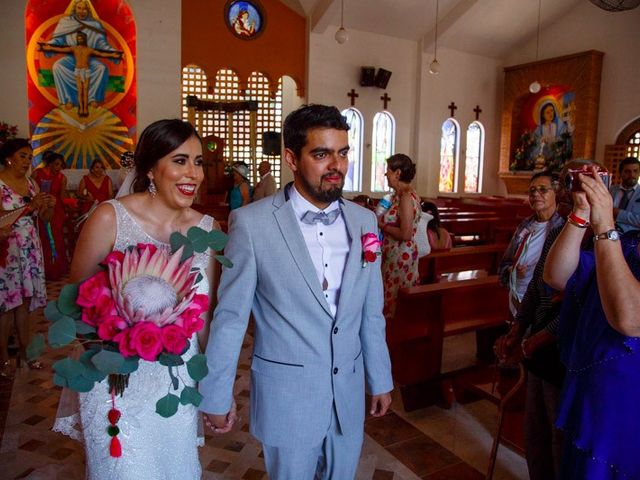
top-left (108, 408), bottom-right (121, 425)
top-left (110, 435), bottom-right (122, 457)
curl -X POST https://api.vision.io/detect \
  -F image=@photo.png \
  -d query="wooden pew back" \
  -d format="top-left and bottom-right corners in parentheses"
top-left (419, 243), bottom-right (507, 283)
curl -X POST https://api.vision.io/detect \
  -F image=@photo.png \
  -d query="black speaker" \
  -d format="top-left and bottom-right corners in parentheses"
top-left (262, 131), bottom-right (281, 156)
top-left (360, 67), bottom-right (375, 87)
top-left (374, 68), bottom-right (392, 89)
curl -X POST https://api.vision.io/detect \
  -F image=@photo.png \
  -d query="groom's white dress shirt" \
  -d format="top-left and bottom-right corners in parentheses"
top-left (289, 185), bottom-right (349, 317)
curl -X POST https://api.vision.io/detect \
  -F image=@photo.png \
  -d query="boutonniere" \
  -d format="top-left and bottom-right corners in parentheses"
top-left (361, 232), bottom-right (382, 267)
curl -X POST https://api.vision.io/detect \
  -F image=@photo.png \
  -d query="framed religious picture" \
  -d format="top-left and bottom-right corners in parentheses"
top-left (224, 1), bottom-right (265, 40)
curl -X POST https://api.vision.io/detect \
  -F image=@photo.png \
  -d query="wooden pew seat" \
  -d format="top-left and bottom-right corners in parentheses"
top-left (419, 243), bottom-right (507, 283)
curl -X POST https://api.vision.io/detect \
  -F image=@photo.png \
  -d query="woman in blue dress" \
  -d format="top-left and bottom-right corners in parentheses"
top-left (544, 163), bottom-right (640, 479)
top-left (228, 161), bottom-right (252, 210)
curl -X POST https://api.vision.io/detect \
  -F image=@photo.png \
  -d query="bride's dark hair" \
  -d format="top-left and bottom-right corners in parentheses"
top-left (132, 119), bottom-right (201, 193)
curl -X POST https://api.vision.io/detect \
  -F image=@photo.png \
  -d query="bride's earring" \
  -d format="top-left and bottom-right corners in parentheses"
top-left (148, 179), bottom-right (157, 197)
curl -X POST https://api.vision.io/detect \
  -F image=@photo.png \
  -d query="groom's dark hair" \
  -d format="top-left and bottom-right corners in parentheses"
top-left (283, 104), bottom-right (349, 159)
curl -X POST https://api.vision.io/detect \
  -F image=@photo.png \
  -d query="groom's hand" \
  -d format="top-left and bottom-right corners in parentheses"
top-left (369, 392), bottom-right (392, 417)
top-left (204, 399), bottom-right (238, 434)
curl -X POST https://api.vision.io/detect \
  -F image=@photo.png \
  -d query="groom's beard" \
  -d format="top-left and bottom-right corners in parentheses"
top-left (300, 171), bottom-right (345, 204)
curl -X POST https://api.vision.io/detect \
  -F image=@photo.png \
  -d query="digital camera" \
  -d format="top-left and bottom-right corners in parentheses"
top-left (564, 165), bottom-right (610, 192)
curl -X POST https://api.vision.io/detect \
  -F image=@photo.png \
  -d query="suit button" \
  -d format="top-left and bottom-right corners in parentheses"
top-left (333, 367), bottom-right (338, 374)
top-left (333, 327), bottom-right (338, 334)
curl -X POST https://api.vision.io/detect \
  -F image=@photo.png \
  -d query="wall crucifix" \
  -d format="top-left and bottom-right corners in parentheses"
top-left (448, 101), bottom-right (457, 117)
top-left (381, 93), bottom-right (391, 110)
top-left (347, 89), bottom-right (359, 106)
top-left (474, 105), bottom-right (482, 120)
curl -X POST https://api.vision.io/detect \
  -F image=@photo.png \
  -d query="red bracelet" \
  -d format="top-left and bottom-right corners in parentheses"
top-left (568, 212), bottom-right (589, 228)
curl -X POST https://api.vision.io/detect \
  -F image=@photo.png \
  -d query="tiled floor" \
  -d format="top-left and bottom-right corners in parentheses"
top-left (0, 278), bottom-right (527, 479)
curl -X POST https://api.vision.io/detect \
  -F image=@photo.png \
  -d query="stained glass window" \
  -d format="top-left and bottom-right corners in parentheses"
top-left (464, 121), bottom-right (484, 193)
top-left (371, 111), bottom-right (395, 192)
top-left (341, 108), bottom-right (363, 192)
top-left (181, 66), bottom-right (283, 187)
top-left (439, 118), bottom-right (460, 193)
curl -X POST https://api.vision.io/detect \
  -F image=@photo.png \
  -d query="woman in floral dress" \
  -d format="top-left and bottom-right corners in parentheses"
top-left (0, 138), bottom-right (55, 376)
top-left (379, 154), bottom-right (421, 318)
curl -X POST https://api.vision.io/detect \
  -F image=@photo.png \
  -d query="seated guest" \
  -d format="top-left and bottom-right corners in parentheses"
top-left (494, 170), bottom-right (570, 480)
top-left (609, 155), bottom-right (640, 232)
top-left (421, 201), bottom-right (452, 251)
top-left (252, 160), bottom-right (276, 201)
top-left (544, 162), bottom-right (640, 479)
top-left (415, 208), bottom-right (432, 258)
top-left (498, 171), bottom-right (563, 316)
top-left (32, 150), bottom-right (69, 280)
top-left (77, 158), bottom-right (114, 212)
top-left (379, 154), bottom-right (421, 318)
top-left (227, 161), bottom-right (252, 210)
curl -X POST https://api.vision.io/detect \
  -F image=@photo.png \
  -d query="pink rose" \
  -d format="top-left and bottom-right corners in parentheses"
top-left (177, 312), bottom-right (205, 338)
top-left (364, 251), bottom-right (377, 263)
top-left (97, 315), bottom-right (128, 341)
top-left (101, 251), bottom-right (125, 267)
top-left (130, 322), bottom-right (163, 361)
top-left (77, 271), bottom-right (110, 307)
top-left (361, 232), bottom-right (381, 264)
top-left (161, 325), bottom-right (189, 355)
top-left (113, 329), bottom-right (137, 357)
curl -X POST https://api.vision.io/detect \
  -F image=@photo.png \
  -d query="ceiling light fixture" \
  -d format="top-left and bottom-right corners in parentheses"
top-left (529, 0), bottom-right (543, 93)
top-left (335, 0), bottom-right (348, 44)
top-left (429, 0), bottom-right (440, 75)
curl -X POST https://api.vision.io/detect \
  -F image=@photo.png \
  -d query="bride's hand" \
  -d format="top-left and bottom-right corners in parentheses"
top-left (204, 399), bottom-right (238, 434)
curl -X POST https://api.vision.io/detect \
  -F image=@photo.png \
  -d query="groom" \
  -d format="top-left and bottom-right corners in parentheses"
top-left (199, 104), bottom-right (393, 479)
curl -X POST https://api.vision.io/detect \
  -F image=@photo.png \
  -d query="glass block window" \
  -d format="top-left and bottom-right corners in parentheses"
top-left (341, 108), bottom-right (363, 192)
top-left (181, 66), bottom-right (283, 187)
top-left (464, 121), bottom-right (484, 193)
top-left (628, 130), bottom-right (640, 158)
top-left (371, 111), bottom-right (395, 192)
top-left (439, 118), bottom-right (460, 193)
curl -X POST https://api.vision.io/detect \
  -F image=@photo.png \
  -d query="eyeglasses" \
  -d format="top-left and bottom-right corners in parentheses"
top-left (527, 186), bottom-right (554, 196)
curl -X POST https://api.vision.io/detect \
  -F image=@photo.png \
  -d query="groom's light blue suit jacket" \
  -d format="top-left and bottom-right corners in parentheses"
top-left (199, 186), bottom-right (393, 448)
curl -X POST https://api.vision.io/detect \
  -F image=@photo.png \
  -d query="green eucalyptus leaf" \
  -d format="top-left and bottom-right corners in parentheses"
top-left (75, 321), bottom-right (96, 335)
top-left (180, 244), bottom-right (195, 263)
top-left (69, 375), bottom-right (95, 392)
top-left (117, 356), bottom-right (140, 374)
top-left (186, 354), bottom-right (208, 381)
top-left (53, 373), bottom-right (69, 388)
top-left (48, 317), bottom-right (77, 348)
top-left (214, 255), bottom-right (233, 268)
top-left (156, 393), bottom-right (180, 418)
top-left (57, 284), bottom-right (80, 316)
top-left (26, 334), bottom-right (45, 361)
top-left (179, 386), bottom-right (203, 407)
top-left (207, 230), bottom-right (228, 251)
top-left (168, 366), bottom-right (179, 390)
top-left (169, 231), bottom-right (188, 254)
top-left (159, 353), bottom-right (184, 367)
top-left (187, 227), bottom-right (209, 253)
top-left (78, 349), bottom-right (107, 382)
top-left (44, 301), bottom-right (64, 322)
top-left (53, 357), bottom-right (86, 379)
top-left (194, 272), bottom-right (203, 284)
top-left (91, 349), bottom-right (125, 374)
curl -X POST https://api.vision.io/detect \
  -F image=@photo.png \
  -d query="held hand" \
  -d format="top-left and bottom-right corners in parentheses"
top-left (377, 216), bottom-right (386, 231)
top-left (369, 392), bottom-right (392, 417)
top-left (579, 167), bottom-right (615, 232)
top-left (515, 264), bottom-right (529, 278)
top-left (204, 399), bottom-right (238, 434)
top-left (571, 191), bottom-right (591, 220)
top-left (493, 327), bottom-right (519, 362)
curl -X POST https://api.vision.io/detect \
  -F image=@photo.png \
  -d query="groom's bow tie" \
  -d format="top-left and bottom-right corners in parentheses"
top-left (301, 209), bottom-right (340, 225)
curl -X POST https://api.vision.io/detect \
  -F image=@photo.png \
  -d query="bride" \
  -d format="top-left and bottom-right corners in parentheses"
top-left (54, 119), bottom-right (231, 479)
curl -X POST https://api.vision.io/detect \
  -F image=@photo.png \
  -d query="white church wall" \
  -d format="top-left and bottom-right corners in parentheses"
top-left (418, 47), bottom-right (505, 197)
top-left (504, 3), bottom-right (640, 162)
top-left (0, 0), bottom-right (181, 142)
top-left (308, 27), bottom-right (418, 197)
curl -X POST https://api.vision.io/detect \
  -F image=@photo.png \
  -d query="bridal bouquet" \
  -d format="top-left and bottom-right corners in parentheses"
top-left (28, 227), bottom-right (230, 455)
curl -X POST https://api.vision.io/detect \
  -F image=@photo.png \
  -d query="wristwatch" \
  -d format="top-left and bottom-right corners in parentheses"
top-left (593, 229), bottom-right (620, 242)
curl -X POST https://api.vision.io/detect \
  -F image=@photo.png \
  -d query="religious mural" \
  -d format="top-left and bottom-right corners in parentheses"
top-left (225, 1), bottom-right (265, 40)
top-left (510, 86), bottom-right (575, 172)
top-left (26, 0), bottom-right (136, 169)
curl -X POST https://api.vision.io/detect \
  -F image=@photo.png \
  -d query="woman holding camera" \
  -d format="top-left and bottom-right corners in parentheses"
top-left (544, 164), bottom-right (640, 479)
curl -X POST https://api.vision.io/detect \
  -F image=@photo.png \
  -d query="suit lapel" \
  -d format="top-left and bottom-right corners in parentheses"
top-left (272, 190), bottom-right (333, 318)
top-left (336, 201), bottom-right (364, 320)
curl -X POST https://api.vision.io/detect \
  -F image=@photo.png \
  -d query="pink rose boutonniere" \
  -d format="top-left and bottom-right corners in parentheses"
top-left (361, 232), bottom-right (382, 267)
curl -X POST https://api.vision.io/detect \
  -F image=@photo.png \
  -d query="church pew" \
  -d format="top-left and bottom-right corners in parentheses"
top-left (419, 243), bottom-right (507, 283)
top-left (386, 276), bottom-right (509, 411)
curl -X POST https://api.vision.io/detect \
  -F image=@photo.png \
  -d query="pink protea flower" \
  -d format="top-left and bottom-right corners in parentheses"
top-left (108, 245), bottom-right (200, 328)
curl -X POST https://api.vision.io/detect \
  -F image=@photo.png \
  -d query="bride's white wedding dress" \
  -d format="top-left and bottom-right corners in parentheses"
top-left (54, 199), bottom-right (213, 479)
